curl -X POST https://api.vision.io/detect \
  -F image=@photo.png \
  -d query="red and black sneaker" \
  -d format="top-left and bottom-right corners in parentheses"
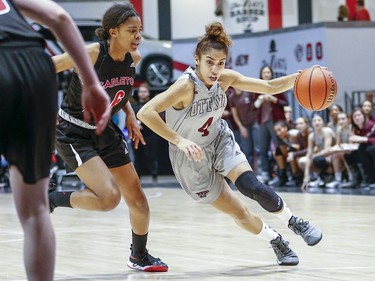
top-left (127, 250), bottom-right (168, 272)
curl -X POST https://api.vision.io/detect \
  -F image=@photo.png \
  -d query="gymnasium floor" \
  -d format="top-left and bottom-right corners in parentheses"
top-left (1, 176), bottom-right (375, 280)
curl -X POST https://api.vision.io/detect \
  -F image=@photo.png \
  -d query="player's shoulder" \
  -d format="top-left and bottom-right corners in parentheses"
top-left (322, 126), bottom-right (335, 135)
top-left (219, 69), bottom-right (242, 89)
top-left (86, 42), bottom-right (100, 63)
top-left (172, 76), bottom-right (195, 92)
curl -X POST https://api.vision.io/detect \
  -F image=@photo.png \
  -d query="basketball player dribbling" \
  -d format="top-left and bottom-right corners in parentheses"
top-left (138, 22), bottom-right (323, 266)
top-left (48, 2), bottom-right (168, 272)
top-left (0, 0), bottom-right (111, 280)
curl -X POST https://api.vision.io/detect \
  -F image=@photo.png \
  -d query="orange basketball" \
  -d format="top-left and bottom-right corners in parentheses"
top-left (294, 66), bottom-right (337, 111)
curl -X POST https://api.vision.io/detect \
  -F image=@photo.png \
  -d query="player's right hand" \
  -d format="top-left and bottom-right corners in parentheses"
top-left (177, 138), bottom-right (203, 162)
top-left (81, 84), bottom-right (111, 135)
top-left (301, 177), bottom-right (309, 192)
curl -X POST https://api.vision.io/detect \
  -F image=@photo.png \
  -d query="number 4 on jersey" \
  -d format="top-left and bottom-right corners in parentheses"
top-left (198, 117), bottom-right (213, 137)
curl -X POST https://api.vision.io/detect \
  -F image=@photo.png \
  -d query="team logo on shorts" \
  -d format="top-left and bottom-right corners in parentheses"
top-left (196, 190), bottom-right (209, 198)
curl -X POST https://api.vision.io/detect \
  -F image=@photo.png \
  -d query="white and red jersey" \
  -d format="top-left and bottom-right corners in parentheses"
top-left (166, 67), bottom-right (227, 147)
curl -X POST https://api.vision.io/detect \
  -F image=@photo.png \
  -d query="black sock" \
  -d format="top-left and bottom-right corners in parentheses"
top-left (131, 230), bottom-right (148, 255)
top-left (49, 191), bottom-right (73, 208)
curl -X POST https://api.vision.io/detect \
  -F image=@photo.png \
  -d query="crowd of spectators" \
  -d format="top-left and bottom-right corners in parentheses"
top-left (224, 84), bottom-right (375, 191)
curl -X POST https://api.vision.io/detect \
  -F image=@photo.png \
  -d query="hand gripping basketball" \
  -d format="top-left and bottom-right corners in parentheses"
top-left (294, 65), bottom-right (337, 111)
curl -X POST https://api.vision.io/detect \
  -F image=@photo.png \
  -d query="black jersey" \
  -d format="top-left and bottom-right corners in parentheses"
top-left (0, 0), bottom-right (44, 48)
top-left (61, 41), bottom-right (135, 123)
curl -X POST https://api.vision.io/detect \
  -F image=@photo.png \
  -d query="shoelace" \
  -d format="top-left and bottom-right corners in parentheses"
top-left (291, 218), bottom-right (309, 234)
top-left (132, 250), bottom-right (163, 264)
top-left (271, 238), bottom-right (290, 254)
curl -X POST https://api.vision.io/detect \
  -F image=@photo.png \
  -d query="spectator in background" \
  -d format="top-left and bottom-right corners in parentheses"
top-left (302, 114), bottom-right (336, 191)
top-left (344, 107), bottom-right (375, 187)
top-left (361, 100), bottom-right (375, 121)
top-left (327, 104), bottom-right (343, 134)
top-left (272, 121), bottom-right (298, 186)
top-left (223, 87), bottom-right (241, 143)
top-left (228, 87), bottom-right (260, 168)
top-left (353, 0), bottom-right (371, 21)
top-left (284, 106), bottom-right (295, 129)
top-left (132, 83), bottom-right (159, 184)
top-left (254, 66), bottom-right (289, 184)
top-left (326, 112), bottom-right (354, 188)
top-left (286, 117), bottom-right (311, 186)
top-left (337, 4), bottom-right (350, 21)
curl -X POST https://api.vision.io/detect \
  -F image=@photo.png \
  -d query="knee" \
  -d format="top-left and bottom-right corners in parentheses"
top-left (98, 183), bottom-right (122, 211)
top-left (17, 206), bottom-right (47, 225)
top-left (297, 157), bottom-right (306, 169)
top-left (235, 171), bottom-right (283, 212)
top-left (126, 190), bottom-right (150, 215)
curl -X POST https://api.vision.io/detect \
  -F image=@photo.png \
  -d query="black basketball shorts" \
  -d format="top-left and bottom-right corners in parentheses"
top-left (0, 46), bottom-right (57, 184)
top-left (56, 118), bottom-right (131, 172)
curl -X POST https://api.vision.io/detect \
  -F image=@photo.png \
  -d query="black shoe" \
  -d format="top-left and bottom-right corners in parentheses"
top-left (127, 249), bottom-right (168, 272)
top-left (285, 175), bottom-right (302, 187)
top-left (270, 235), bottom-right (299, 266)
top-left (269, 176), bottom-right (288, 187)
top-left (48, 182), bottom-right (58, 213)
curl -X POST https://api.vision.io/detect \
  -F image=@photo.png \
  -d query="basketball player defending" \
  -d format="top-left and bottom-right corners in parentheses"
top-left (48, 3), bottom-right (167, 272)
top-left (138, 22), bottom-right (323, 266)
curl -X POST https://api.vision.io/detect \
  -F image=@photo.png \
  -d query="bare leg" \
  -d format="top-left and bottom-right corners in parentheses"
top-left (10, 167), bottom-right (55, 281)
top-left (73, 156), bottom-right (121, 211)
top-left (331, 153), bottom-right (342, 175)
top-left (111, 163), bottom-right (149, 235)
top-left (211, 181), bottom-right (263, 234)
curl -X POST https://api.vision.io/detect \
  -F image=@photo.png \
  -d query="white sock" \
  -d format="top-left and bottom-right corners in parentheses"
top-left (335, 172), bottom-right (342, 182)
top-left (256, 221), bottom-right (279, 241)
top-left (275, 200), bottom-right (294, 226)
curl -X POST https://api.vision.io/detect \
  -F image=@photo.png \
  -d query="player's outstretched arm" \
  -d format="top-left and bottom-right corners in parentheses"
top-left (222, 69), bottom-right (299, 95)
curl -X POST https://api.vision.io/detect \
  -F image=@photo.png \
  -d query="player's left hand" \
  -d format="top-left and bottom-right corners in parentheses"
top-left (126, 114), bottom-right (146, 149)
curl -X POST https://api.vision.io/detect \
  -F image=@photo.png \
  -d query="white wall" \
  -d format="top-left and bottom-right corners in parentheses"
top-left (282, 0), bottom-right (298, 28)
top-left (59, 2), bottom-right (111, 20)
top-left (170, 0), bottom-right (222, 39)
top-left (325, 26), bottom-right (375, 98)
top-left (142, 0), bottom-right (159, 38)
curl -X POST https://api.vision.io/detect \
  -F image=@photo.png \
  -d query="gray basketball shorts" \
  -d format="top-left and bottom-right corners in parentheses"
top-left (169, 120), bottom-right (247, 204)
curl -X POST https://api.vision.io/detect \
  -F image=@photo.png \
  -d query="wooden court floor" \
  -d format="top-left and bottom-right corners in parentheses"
top-left (1, 187), bottom-right (375, 281)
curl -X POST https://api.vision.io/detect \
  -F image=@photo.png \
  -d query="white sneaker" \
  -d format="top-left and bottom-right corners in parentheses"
top-left (308, 178), bottom-right (324, 188)
top-left (326, 180), bottom-right (341, 189)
